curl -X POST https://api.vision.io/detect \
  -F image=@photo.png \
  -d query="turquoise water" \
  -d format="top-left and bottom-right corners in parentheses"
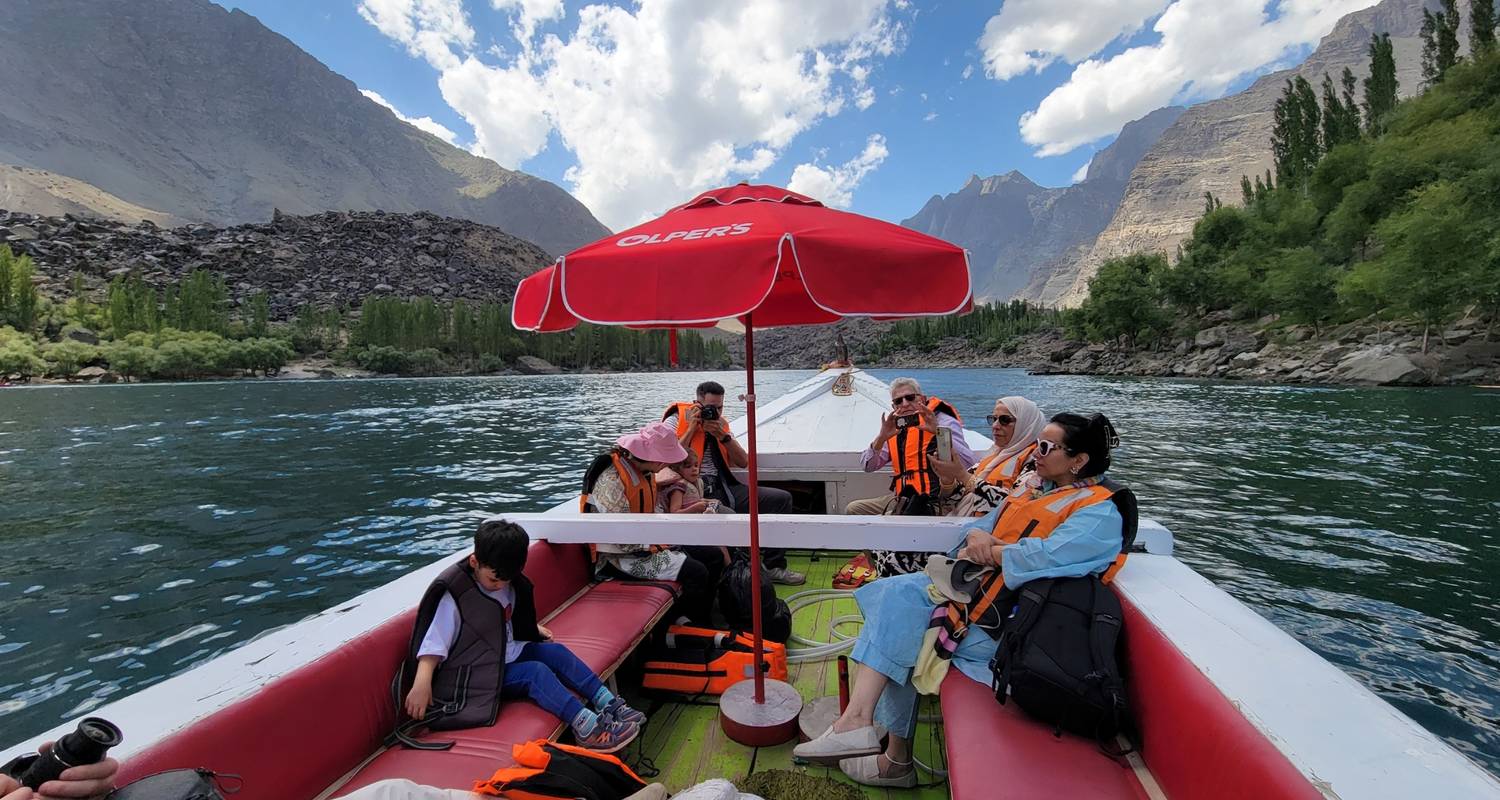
top-left (1, 370), bottom-right (1497, 773)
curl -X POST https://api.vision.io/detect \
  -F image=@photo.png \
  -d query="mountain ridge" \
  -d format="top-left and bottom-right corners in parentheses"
top-left (0, 0), bottom-right (609, 256)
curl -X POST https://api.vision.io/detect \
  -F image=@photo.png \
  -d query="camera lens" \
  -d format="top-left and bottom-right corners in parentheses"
top-left (80, 719), bottom-right (123, 746)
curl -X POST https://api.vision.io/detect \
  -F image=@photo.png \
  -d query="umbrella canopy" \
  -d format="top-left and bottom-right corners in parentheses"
top-left (512, 183), bottom-right (971, 332)
top-left (512, 182), bottom-right (971, 711)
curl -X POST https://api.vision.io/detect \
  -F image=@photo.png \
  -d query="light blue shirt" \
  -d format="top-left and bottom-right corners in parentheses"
top-left (954, 488), bottom-right (1124, 589)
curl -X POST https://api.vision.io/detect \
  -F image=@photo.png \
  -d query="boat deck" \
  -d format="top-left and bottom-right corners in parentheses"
top-left (626, 551), bottom-right (951, 798)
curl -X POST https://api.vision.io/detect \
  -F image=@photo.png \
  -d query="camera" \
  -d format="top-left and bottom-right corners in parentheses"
top-left (894, 414), bottom-right (920, 429)
top-left (3, 717), bottom-right (122, 790)
top-left (698, 404), bottom-right (721, 421)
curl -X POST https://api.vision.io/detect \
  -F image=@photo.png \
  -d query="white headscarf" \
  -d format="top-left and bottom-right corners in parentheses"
top-left (990, 395), bottom-right (1045, 462)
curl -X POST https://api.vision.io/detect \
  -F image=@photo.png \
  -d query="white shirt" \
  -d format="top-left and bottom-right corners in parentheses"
top-left (416, 584), bottom-right (528, 665)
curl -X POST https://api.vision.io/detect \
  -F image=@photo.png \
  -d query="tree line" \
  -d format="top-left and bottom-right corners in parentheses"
top-left (1070, 12), bottom-right (1500, 350)
top-left (867, 299), bottom-right (1060, 358)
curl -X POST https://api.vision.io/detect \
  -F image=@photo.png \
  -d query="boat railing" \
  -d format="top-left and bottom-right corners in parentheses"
top-left (496, 512), bottom-right (1175, 555)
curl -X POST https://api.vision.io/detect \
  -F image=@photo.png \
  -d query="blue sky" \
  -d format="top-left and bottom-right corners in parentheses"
top-left (217, 1), bottom-right (1376, 230)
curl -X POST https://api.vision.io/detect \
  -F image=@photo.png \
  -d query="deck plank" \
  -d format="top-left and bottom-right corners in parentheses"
top-left (625, 552), bottom-right (951, 799)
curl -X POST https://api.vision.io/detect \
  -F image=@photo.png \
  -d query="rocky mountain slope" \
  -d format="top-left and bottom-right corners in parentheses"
top-left (0, 165), bottom-right (180, 227)
top-left (0, 0), bottom-right (609, 256)
top-left (901, 107), bottom-right (1183, 303)
top-left (1049, 0), bottom-right (1429, 307)
top-left (2, 209), bottom-right (552, 319)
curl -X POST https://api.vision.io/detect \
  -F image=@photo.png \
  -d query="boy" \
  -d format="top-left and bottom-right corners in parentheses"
top-left (398, 520), bottom-right (646, 752)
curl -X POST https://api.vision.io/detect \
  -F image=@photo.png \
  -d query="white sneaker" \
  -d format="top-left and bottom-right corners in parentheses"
top-left (791, 725), bottom-right (881, 763)
top-left (765, 566), bottom-right (806, 586)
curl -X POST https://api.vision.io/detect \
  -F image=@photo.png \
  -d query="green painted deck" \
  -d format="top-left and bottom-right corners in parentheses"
top-left (625, 552), bottom-right (952, 798)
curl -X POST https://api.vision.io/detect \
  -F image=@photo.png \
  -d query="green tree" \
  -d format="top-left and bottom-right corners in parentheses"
top-left (1363, 33), bottom-right (1400, 136)
top-left (8, 250), bottom-right (39, 333)
top-left (245, 291), bottom-right (270, 337)
top-left (1265, 248), bottom-right (1339, 328)
top-left (1272, 77), bottom-right (1322, 185)
top-left (1473, 0), bottom-right (1498, 55)
top-left (1441, 0), bottom-right (1464, 74)
top-left (102, 342), bottom-right (157, 382)
top-left (1076, 253), bottom-right (1170, 346)
top-left (1365, 181), bottom-right (1481, 349)
top-left (43, 340), bottom-right (99, 379)
top-left (0, 246), bottom-right (12, 322)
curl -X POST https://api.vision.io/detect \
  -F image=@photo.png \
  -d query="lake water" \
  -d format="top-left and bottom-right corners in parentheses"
top-left (1, 370), bottom-right (1497, 773)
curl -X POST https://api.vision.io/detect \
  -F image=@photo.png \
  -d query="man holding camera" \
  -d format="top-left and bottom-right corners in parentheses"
top-left (845, 377), bottom-right (978, 515)
top-left (1, 741), bottom-right (118, 799)
top-left (663, 380), bottom-right (805, 585)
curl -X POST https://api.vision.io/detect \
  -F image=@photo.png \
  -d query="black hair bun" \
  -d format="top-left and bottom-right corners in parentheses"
top-left (1088, 413), bottom-right (1120, 449)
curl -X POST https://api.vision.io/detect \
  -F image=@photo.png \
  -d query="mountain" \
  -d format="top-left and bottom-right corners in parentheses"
top-left (900, 106), bottom-right (1184, 303)
top-left (1049, 0), bottom-right (1429, 307)
top-left (0, 165), bottom-right (179, 227)
top-left (0, 0), bottom-right (609, 256)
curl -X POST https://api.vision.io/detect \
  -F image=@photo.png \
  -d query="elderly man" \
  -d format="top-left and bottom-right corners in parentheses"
top-left (845, 377), bottom-right (977, 515)
top-left (663, 380), bottom-right (805, 585)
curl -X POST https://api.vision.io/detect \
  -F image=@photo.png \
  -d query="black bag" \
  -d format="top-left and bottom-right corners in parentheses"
top-left (990, 575), bottom-right (1136, 750)
top-left (718, 557), bottom-right (791, 643)
top-left (108, 769), bottom-right (239, 799)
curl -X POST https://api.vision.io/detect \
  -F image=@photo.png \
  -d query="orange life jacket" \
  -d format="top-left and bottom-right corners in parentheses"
top-left (579, 450), bottom-right (657, 514)
top-left (639, 624), bottom-right (789, 696)
top-left (972, 442), bottom-right (1038, 490)
top-left (665, 401), bottom-right (732, 461)
top-left (473, 739), bottom-right (646, 798)
top-left (940, 478), bottom-right (1136, 645)
top-left (579, 450), bottom-right (658, 563)
top-left (886, 396), bottom-right (960, 496)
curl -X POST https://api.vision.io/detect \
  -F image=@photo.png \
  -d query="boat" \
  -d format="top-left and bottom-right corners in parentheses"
top-left (4, 368), bottom-right (1498, 799)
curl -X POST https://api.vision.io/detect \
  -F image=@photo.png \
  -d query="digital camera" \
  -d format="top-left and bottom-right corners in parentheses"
top-left (699, 404), bottom-right (721, 421)
top-left (894, 414), bottom-right (921, 429)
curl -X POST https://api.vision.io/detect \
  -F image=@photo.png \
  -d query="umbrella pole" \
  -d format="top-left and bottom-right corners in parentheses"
top-left (718, 314), bottom-right (800, 748)
top-left (743, 315), bottom-right (765, 704)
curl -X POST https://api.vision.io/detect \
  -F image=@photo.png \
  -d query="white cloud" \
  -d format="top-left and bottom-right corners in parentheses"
top-left (979, 0), bottom-right (1169, 80)
top-left (1015, 0), bottom-right (1380, 156)
top-left (786, 134), bottom-right (889, 208)
top-left (1071, 160), bottom-right (1091, 183)
top-left (360, 89), bottom-right (462, 145)
top-left (361, 0), bottom-right (908, 229)
top-left (355, 0), bottom-right (474, 70)
top-left (923, 111), bottom-right (938, 122)
top-left (491, 0), bottom-right (564, 43)
top-left (961, 64), bottom-right (974, 80)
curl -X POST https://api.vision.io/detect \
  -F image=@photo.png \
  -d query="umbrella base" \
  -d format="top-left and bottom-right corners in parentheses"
top-left (719, 678), bottom-right (802, 747)
top-left (798, 694), bottom-right (843, 742)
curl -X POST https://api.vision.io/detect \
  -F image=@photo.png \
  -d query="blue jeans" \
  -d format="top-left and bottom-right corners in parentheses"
top-left (500, 642), bottom-right (603, 724)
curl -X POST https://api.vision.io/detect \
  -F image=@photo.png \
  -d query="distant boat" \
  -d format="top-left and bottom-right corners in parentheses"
top-left (4, 369), bottom-right (1498, 799)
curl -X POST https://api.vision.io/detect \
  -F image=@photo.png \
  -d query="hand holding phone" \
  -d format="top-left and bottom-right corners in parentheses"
top-left (935, 428), bottom-right (953, 463)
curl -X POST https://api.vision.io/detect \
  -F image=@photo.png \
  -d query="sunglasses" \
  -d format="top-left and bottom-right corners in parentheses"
top-left (985, 414), bottom-right (1015, 426)
top-left (891, 393), bottom-right (921, 407)
top-left (1036, 440), bottom-right (1073, 457)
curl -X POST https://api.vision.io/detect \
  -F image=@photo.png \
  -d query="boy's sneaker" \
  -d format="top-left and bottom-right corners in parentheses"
top-left (602, 697), bottom-right (647, 727)
top-left (766, 566), bottom-right (806, 586)
top-left (576, 718), bottom-right (639, 753)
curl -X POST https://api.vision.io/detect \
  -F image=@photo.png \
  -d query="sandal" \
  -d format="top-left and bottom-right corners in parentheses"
top-left (832, 553), bottom-right (876, 590)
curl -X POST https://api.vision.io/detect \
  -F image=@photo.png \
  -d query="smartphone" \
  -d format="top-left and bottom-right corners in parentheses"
top-left (935, 428), bottom-right (953, 462)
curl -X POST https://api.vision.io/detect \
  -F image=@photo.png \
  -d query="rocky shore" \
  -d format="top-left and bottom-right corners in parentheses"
top-left (0, 208), bottom-right (552, 318)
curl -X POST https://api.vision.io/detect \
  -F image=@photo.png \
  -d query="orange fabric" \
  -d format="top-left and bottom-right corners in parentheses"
top-left (472, 739), bottom-right (645, 797)
top-left (885, 396), bottom-right (960, 496)
top-left (973, 442), bottom-right (1037, 489)
top-left (990, 482), bottom-right (1128, 583)
top-left (665, 401), bottom-right (715, 461)
top-left (641, 625), bottom-right (789, 695)
top-left (579, 451), bottom-right (658, 562)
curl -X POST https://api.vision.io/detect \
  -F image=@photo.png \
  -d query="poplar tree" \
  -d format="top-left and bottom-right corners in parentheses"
top-left (1472, 0), bottom-right (1497, 54)
top-left (1440, 0), bottom-right (1463, 73)
top-left (1363, 33), bottom-right (1399, 136)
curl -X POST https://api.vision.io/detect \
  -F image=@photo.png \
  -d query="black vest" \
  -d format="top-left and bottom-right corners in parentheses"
top-left (394, 561), bottom-right (541, 742)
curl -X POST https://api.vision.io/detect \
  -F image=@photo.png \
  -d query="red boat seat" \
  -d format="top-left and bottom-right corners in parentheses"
top-left (939, 671), bottom-right (1149, 800)
top-left (112, 542), bottom-right (676, 800)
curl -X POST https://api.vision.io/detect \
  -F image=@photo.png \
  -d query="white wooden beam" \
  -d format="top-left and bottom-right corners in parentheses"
top-left (494, 512), bottom-right (973, 552)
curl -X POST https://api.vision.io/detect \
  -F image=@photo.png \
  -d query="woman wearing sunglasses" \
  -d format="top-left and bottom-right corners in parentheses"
top-left (796, 412), bottom-right (1133, 788)
top-left (935, 396), bottom-right (1046, 511)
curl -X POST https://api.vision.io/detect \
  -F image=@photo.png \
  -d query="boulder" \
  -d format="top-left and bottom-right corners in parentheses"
top-left (1334, 347), bottom-right (1429, 385)
top-left (65, 327), bottom-right (100, 345)
top-left (6, 224), bottom-right (40, 241)
top-left (515, 355), bottom-right (561, 375)
top-left (1194, 326), bottom-right (1228, 349)
top-left (1231, 352), bottom-right (1258, 367)
top-left (76, 366), bottom-right (108, 380)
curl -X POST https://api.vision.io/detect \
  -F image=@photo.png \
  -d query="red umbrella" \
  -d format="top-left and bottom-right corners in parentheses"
top-left (512, 182), bottom-right (970, 737)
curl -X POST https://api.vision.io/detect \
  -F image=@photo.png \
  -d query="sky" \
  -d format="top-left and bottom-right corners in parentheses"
top-left (217, 0), bottom-right (1380, 231)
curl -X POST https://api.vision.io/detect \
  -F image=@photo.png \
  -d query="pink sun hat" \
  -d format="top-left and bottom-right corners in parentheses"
top-left (616, 421), bottom-right (689, 464)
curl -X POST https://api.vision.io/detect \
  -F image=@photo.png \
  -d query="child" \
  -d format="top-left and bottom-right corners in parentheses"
top-left (656, 452), bottom-right (718, 514)
top-left (399, 520), bottom-right (646, 753)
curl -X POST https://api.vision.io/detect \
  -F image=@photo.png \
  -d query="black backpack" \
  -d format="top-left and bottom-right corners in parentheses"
top-left (718, 557), bottom-right (792, 643)
top-left (989, 575), bottom-right (1136, 751)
